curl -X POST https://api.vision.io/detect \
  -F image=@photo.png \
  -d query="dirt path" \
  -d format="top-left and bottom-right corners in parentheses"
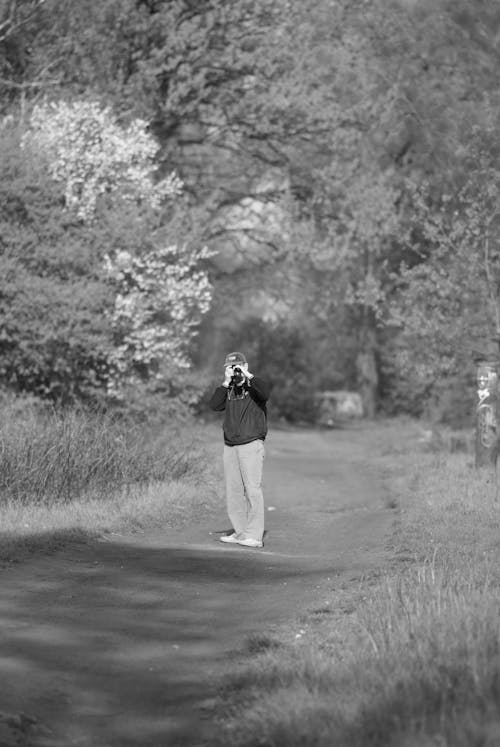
top-left (0, 426), bottom-right (395, 747)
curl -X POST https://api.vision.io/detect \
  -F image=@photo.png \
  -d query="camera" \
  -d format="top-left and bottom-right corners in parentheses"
top-left (231, 366), bottom-right (245, 386)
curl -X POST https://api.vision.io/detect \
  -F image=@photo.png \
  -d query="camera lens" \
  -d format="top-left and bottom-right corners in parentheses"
top-left (231, 366), bottom-right (244, 385)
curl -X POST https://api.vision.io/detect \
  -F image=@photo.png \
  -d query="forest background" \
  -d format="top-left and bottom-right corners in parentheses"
top-left (2, 0), bottom-right (500, 427)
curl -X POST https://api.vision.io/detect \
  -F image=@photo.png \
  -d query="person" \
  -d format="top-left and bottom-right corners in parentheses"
top-left (209, 351), bottom-right (270, 548)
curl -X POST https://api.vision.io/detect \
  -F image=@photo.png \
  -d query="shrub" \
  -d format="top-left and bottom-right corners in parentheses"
top-left (0, 126), bottom-right (113, 403)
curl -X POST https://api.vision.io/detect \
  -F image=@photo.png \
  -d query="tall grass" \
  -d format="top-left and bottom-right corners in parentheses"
top-left (0, 393), bottom-right (222, 563)
top-left (214, 421), bottom-right (500, 747)
top-left (0, 396), bottom-right (206, 505)
top-left (217, 566), bottom-right (500, 747)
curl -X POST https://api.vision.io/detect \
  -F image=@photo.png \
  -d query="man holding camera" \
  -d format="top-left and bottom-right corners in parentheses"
top-left (209, 352), bottom-right (270, 548)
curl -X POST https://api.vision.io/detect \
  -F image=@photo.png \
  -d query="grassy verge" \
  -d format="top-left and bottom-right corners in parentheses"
top-left (0, 395), bottom-right (223, 564)
top-left (213, 419), bottom-right (500, 747)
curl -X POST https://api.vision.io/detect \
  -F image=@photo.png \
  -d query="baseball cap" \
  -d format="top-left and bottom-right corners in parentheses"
top-left (224, 351), bottom-right (247, 367)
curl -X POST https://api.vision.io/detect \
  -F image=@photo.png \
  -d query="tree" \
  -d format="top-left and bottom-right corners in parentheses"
top-left (104, 243), bottom-right (213, 398)
top-left (4, 0), bottom-right (500, 417)
top-left (0, 0), bottom-right (51, 107)
top-left (1, 100), bottom-right (213, 404)
top-left (258, 0), bottom-right (500, 415)
top-left (387, 113), bottom-right (500, 421)
top-left (22, 99), bottom-right (182, 221)
top-left (0, 123), bottom-right (112, 402)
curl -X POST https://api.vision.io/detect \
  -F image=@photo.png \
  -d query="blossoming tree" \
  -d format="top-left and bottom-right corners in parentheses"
top-left (103, 245), bottom-right (213, 398)
top-left (21, 100), bottom-right (213, 401)
top-left (23, 100), bottom-right (183, 220)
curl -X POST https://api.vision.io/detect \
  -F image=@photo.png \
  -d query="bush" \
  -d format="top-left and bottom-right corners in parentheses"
top-left (0, 125), bottom-right (113, 404)
top-left (379, 335), bottom-right (475, 428)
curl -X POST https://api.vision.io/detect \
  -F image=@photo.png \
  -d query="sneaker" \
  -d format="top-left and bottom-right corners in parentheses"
top-left (220, 533), bottom-right (239, 544)
top-left (237, 537), bottom-right (263, 548)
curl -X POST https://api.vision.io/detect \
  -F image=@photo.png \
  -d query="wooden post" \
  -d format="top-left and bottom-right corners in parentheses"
top-left (475, 359), bottom-right (499, 467)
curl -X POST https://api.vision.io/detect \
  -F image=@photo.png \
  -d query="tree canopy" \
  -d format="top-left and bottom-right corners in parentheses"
top-left (1, 0), bottom-right (499, 420)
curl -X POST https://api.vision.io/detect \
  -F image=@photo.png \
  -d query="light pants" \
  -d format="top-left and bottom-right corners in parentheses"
top-left (223, 439), bottom-right (265, 541)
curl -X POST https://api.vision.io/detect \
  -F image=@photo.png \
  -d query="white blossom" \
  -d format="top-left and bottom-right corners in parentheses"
top-left (20, 99), bottom-right (213, 400)
top-left (104, 245), bottom-right (214, 393)
top-left (21, 100), bottom-right (182, 221)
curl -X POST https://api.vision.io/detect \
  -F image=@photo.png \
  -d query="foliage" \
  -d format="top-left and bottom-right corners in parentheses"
top-left (21, 99), bottom-right (182, 220)
top-left (21, 99), bottom-right (212, 400)
top-left (104, 244), bottom-right (213, 397)
top-left (3, 0), bottom-right (500, 415)
top-left (1, 101), bottom-right (213, 405)
top-left (388, 115), bottom-right (500, 409)
top-left (0, 124), bottom-right (113, 403)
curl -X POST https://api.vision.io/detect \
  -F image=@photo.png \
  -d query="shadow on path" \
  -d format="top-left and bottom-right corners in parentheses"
top-left (0, 537), bottom-right (344, 747)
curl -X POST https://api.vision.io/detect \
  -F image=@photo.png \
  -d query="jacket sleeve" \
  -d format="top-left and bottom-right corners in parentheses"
top-left (248, 376), bottom-right (270, 402)
top-left (209, 385), bottom-right (228, 411)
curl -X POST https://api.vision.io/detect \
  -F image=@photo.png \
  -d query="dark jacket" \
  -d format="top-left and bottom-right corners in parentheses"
top-left (209, 376), bottom-right (270, 446)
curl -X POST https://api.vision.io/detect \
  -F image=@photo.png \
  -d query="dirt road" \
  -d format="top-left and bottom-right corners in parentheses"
top-left (0, 426), bottom-right (394, 747)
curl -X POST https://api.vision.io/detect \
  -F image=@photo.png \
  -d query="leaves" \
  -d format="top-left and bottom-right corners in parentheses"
top-left (104, 244), bottom-right (213, 395)
top-left (21, 100), bottom-right (182, 221)
top-left (2, 0), bottom-right (500, 416)
top-left (0, 104), bottom-right (213, 404)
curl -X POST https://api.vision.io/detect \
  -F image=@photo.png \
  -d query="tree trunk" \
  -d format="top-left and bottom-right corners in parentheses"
top-left (475, 359), bottom-right (499, 468)
top-left (356, 329), bottom-right (378, 419)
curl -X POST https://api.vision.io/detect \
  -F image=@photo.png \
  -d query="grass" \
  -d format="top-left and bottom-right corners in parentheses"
top-left (213, 418), bottom-right (500, 747)
top-left (4, 400), bottom-right (500, 744)
top-left (0, 399), bottom-right (204, 504)
top-left (0, 394), bottom-right (223, 564)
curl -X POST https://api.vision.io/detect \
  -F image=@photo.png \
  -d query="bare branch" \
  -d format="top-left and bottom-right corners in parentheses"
top-left (0, 75), bottom-right (60, 89)
top-left (206, 225), bottom-right (283, 260)
top-left (0, 0), bottom-right (45, 43)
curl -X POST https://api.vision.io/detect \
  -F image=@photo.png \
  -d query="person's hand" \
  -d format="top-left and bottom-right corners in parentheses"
top-left (223, 366), bottom-right (233, 387)
top-left (240, 363), bottom-right (254, 380)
